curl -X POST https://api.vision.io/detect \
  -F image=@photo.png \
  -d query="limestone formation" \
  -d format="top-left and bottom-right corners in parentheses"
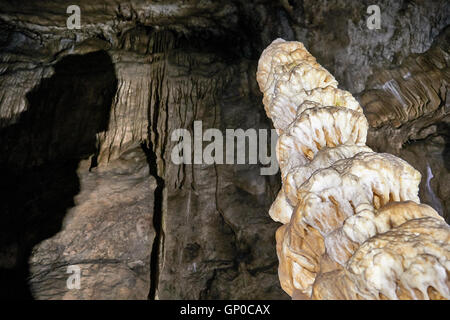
top-left (257, 38), bottom-right (450, 300)
top-left (0, 0), bottom-right (448, 300)
top-left (361, 26), bottom-right (450, 221)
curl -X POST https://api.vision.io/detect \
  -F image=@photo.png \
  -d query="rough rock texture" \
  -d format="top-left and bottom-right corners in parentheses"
top-left (257, 38), bottom-right (450, 300)
top-left (29, 149), bottom-right (155, 299)
top-left (360, 26), bottom-right (450, 221)
top-left (278, 0), bottom-right (450, 94)
top-left (0, 3), bottom-right (287, 299)
top-left (0, 0), bottom-right (448, 299)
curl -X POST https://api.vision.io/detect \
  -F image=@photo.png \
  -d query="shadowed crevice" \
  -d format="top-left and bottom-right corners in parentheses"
top-left (0, 50), bottom-right (117, 299)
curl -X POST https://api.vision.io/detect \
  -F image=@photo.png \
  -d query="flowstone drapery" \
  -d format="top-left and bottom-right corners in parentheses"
top-left (257, 39), bottom-right (450, 300)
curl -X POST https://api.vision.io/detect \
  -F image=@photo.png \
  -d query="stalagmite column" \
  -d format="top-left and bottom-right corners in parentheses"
top-left (257, 39), bottom-right (450, 300)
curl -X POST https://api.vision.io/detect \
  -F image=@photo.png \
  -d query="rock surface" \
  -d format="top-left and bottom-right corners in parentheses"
top-left (361, 26), bottom-right (450, 221)
top-left (257, 38), bottom-right (449, 300)
top-left (29, 149), bottom-right (155, 299)
top-left (0, 0), bottom-right (448, 299)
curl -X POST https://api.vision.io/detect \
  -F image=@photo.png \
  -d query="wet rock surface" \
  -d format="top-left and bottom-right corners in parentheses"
top-left (0, 0), bottom-right (448, 299)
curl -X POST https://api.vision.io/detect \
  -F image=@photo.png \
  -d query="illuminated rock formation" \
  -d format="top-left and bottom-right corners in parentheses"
top-left (257, 39), bottom-right (450, 300)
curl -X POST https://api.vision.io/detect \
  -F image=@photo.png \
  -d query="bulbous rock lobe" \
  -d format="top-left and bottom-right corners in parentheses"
top-left (257, 38), bottom-right (450, 300)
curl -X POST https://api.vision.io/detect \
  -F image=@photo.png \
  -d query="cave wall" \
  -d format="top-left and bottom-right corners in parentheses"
top-left (0, 0), bottom-right (448, 299)
top-left (361, 28), bottom-right (450, 222)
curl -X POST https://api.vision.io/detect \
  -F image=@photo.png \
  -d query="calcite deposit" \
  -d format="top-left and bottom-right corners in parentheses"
top-left (0, 0), bottom-right (448, 300)
top-left (257, 39), bottom-right (450, 300)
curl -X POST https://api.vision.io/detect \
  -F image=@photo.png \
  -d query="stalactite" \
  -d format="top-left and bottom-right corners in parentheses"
top-left (257, 39), bottom-right (450, 300)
